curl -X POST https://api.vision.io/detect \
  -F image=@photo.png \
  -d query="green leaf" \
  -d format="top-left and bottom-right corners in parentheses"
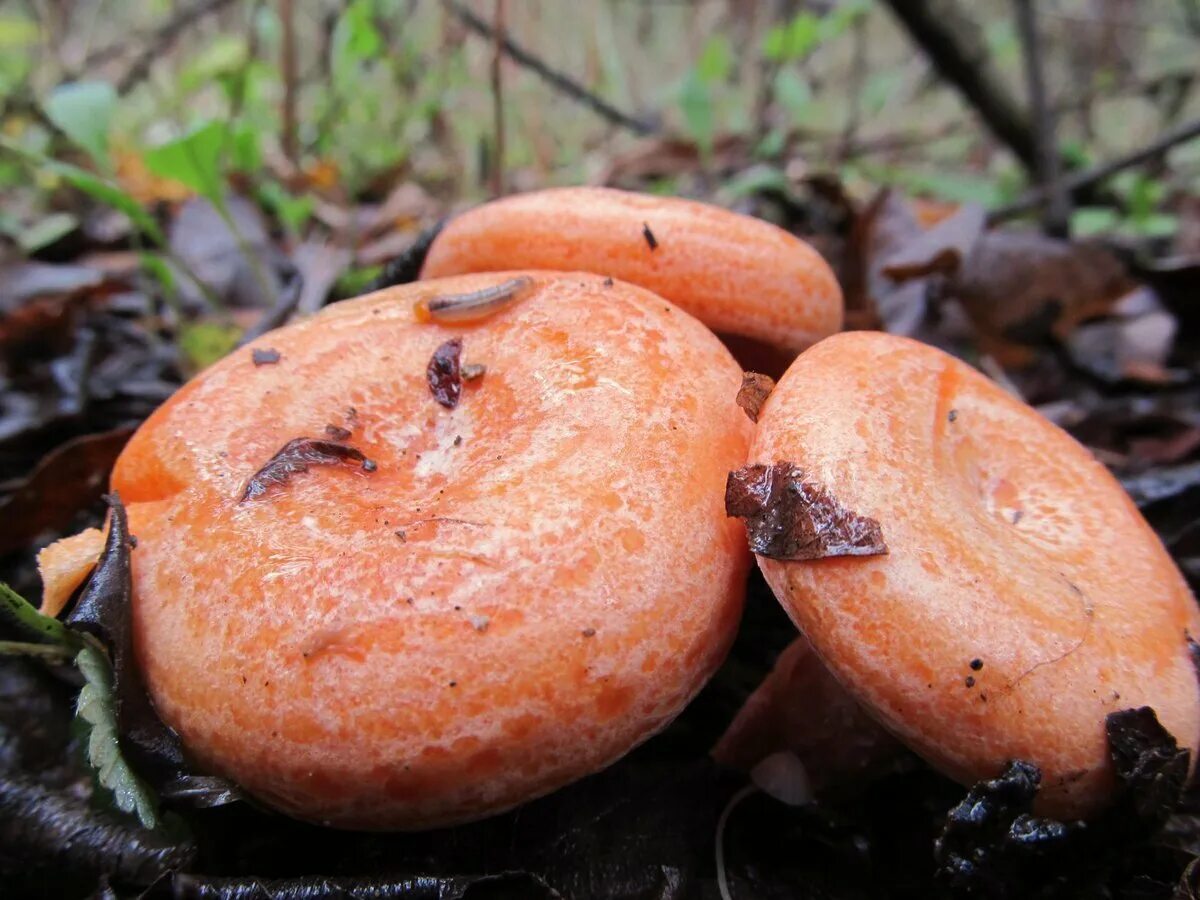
top-left (679, 70), bottom-right (714, 155)
top-left (0, 138), bottom-right (164, 244)
top-left (773, 68), bottom-right (811, 120)
top-left (17, 211), bottom-right (78, 253)
top-left (75, 640), bottom-right (159, 829)
top-left (0, 14), bottom-right (38, 48)
top-left (44, 80), bottom-right (116, 169)
top-left (257, 181), bottom-right (313, 234)
top-left (180, 35), bottom-right (249, 91)
top-left (0, 582), bottom-right (73, 646)
top-left (696, 36), bottom-right (733, 84)
top-left (144, 121), bottom-right (227, 202)
top-left (331, 0), bottom-right (382, 89)
top-left (179, 320), bottom-right (242, 370)
top-left (1071, 207), bottom-right (1121, 236)
top-left (228, 124), bottom-right (261, 173)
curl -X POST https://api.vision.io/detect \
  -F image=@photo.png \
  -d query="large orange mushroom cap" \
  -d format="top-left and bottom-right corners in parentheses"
top-left (112, 271), bottom-right (752, 829)
top-left (420, 186), bottom-right (843, 354)
top-left (748, 330), bottom-right (1200, 819)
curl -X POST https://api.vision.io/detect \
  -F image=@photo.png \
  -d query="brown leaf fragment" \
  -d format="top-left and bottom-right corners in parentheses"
top-left (880, 202), bottom-right (985, 282)
top-left (725, 463), bottom-right (887, 560)
top-left (461, 362), bottom-right (486, 382)
top-left (324, 424), bottom-right (352, 441)
top-left (735, 372), bottom-right (775, 423)
top-left (251, 348), bottom-right (281, 366)
top-left (241, 438), bottom-right (375, 502)
top-left (641, 222), bottom-right (658, 251)
top-left (427, 338), bottom-right (463, 409)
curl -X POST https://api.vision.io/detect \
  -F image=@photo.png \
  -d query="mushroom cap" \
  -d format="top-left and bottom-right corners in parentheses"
top-left (114, 272), bottom-right (751, 829)
top-left (749, 331), bottom-right (1200, 819)
top-left (420, 186), bottom-right (842, 353)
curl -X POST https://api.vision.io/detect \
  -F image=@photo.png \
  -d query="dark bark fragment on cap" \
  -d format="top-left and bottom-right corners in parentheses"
top-left (725, 463), bottom-right (887, 560)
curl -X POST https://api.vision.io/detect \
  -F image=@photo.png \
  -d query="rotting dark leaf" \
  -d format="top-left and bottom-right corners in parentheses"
top-left (65, 495), bottom-right (186, 780)
top-left (427, 339), bottom-right (464, 409)
top-left (0, 773), bottom-right (194, 888)
top-left (1107, 707), bottom-right (1190, 825)
top-left (735, 372), bottom-right (775, 423)
top-left (0, 426), bottom-right (132, 555)
top-left (725, 463), bottom-right (887, 560)
top-left (934, 759), bottom-right (1082, 894)
top-left (251, 348), bottom-right (281, 366)
top-left (241, 439), bottom-right (375, 502)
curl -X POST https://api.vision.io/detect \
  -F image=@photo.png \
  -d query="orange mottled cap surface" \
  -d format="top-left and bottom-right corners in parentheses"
top-left (749, 331), bottom-right (1200, 819)
top-left (113, 272), bottom-right (751, 829)
top-left (421, 186), bottom-right (842, 353)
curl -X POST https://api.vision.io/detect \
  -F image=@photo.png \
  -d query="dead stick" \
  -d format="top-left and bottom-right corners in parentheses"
top-left (444, 0), bottom-right (655, 136)
top-left (280, 0), bottom-right (298, 163)
top-left (990, 115), bottom-right (1200, 222)
top-left (490, 0), bottom-right (507, 197)
top-left (1013, 0), bottom-right (1068, 236)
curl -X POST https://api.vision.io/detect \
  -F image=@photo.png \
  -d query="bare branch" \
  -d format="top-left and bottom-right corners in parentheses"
top-left (443, 0), bottom-right (656, 136)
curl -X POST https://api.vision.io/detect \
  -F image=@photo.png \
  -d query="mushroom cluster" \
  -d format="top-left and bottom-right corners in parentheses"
top-left (39, 186), bottom-right (1198, 830)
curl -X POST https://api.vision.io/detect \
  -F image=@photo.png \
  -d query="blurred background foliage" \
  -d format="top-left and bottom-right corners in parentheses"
top-left (1, 0), bottom-right (1198, 243)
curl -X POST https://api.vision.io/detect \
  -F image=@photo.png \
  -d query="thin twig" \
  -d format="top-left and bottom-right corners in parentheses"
top-left (1014, 0), bottom-right (1068, 236)
top-left (443, 0), bottom-right (656, 136)
top-left (990, 115), bottom-right (1200, 222)
top-left (490, 0), bottom-right (507, 197)
top-left (280, 0), bottom-right (298, 163)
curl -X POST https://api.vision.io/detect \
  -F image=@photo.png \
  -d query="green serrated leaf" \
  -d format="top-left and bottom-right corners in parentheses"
top-left (0, 582), bottom-right (73, 646)
top-left (44, 80), bottom-right (116, 169)
top-left (75, 640), bottom-right (159, 829)
top-left (144, 121), bottom-right (227, 202)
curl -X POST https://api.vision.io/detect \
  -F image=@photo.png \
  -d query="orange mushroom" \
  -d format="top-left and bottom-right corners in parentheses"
top-left (104, 272), bottom-right (751, 829)
top-left (420, 186), bottom-right (842, 359)
top-left (730, 331), bottom-right (1200, 818)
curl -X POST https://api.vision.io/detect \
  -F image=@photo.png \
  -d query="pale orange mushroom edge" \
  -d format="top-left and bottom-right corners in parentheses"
top-left (420, 186), bottom-right (843, 354)
top-left (747, 330), bottom-right (1200, 820)
top-left (106, 271), bottom-right (752, 829)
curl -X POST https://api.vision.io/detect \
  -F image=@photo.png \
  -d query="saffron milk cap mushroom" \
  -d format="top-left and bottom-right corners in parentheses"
top-left (420, 186), bottom-right (842, 355)
top-left (732, 330), bottom-right (1200, 819)
top-left (95, 271), bottom-right (751, 829)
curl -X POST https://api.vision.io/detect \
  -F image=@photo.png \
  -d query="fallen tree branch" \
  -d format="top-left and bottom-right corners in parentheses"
top-left (443, 0), bottom-right (656, 136)
top-left (883, 0), bottom-right (1039, 175)
top-left (990, 115), bottom-right (1200, 222)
